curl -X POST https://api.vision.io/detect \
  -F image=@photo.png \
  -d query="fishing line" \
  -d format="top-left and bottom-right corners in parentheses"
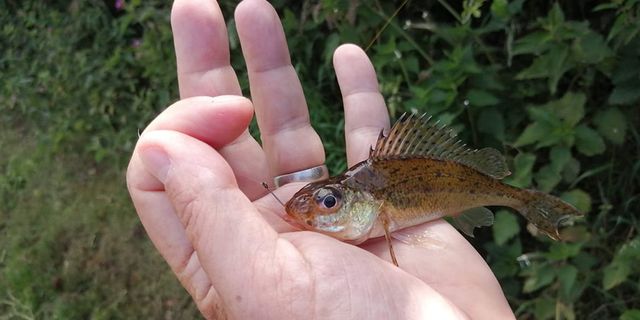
top-left (364, 0), bottom-right (411, 52)
top-left (261, 182), bottom-right (285, 207)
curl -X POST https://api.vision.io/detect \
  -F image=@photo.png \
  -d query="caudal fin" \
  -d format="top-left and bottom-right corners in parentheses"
top-left (516, 190), bottom-right (583, 240)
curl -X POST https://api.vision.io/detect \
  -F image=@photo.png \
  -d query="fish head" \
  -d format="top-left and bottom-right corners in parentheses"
top-left (285, 180), bottom-right (381, 243)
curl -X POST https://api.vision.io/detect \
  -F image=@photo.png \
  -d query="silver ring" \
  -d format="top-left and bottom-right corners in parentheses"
top-left (273, 165), bottom-right (329, 187)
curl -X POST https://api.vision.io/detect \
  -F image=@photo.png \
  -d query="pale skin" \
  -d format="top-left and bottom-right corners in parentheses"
top-left (126, 0), bottom-right (516, 319)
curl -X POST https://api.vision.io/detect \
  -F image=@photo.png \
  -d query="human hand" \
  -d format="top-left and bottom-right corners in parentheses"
top-left (126, 0), bottom-right (515, 318)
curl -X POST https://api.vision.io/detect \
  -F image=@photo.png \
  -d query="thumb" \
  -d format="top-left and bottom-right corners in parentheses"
top-left (136, 130), bottom-right (304, 318)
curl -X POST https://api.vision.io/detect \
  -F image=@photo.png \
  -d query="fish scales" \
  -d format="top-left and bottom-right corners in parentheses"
top-left (347, 157), bottom-right (522, 235)
top-left (284, 113), bottom-right (584, 260)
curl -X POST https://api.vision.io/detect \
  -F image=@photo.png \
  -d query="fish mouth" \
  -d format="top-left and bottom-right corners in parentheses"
top-left (282, 214), bottom-right (307, 230)
top-left (553, 215), bottom-right (575, 240)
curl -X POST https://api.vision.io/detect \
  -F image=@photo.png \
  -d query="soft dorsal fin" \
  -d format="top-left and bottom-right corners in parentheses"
top-left (370, 113), bottom-right (511, 179)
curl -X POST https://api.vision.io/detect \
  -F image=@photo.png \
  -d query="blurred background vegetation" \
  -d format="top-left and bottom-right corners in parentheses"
top-left (1, 0), bottom-right (639, 318)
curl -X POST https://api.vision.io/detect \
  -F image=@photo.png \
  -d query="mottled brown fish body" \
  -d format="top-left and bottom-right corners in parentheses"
top-left (368, 157), bottom-right (522, 231)
top-left (285, 113), bottom-right (583, 245)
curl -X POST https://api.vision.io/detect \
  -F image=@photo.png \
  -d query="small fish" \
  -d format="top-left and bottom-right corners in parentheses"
top-left (285, 113), bottom-right (583, 265)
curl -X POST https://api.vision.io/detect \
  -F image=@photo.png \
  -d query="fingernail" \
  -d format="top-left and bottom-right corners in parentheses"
top-left (139, 147), bottom-right (170, 183)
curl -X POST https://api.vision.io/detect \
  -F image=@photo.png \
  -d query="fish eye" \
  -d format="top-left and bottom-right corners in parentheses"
top-left (322, 195), bottom-right (337, 208)
top-left (314, 187), bottom-right (342, 211)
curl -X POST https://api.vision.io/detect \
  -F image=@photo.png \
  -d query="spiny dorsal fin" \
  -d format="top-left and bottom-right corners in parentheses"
top-left (370, 113), bottom-right (511, 179)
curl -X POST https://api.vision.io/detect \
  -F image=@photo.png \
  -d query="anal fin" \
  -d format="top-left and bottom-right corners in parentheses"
top-left (450, 207), bottom-right (495, 237)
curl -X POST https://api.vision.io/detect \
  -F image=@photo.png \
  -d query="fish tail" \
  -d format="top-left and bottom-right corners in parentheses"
top-left (515, 190), bottom-right (583, 240)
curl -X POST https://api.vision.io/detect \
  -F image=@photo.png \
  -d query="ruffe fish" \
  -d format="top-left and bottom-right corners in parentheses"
top-left (284, 113), bottom-right (583, 265)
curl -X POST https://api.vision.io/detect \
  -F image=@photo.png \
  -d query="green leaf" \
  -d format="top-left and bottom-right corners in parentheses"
top-left (467, 89), bottom-right (500, 107)
top-left (562, 157), bottom-right (581, 183)
top-left (523, 263), bottom-right (556, 293)
top-left (477, 108), bottom-right (505, 140)
top-left (603, 261), bottom-right (631, 290)
top-left (609, 82), bottom-right (640, 105)
top-left (514, 122), bottom-right (546, 147)
top-left (493, 210), bottom-right (520, 245)
top-left (557, 265), bottom-right (578, 299)
top-left (621, 310), bottom-right (640, 320)
top-left (554, 92), bottom-right (586, 127)
top-left (594, 107), bottom-right (628, 145)
top-left (575, 125), bottom-right (606, 156)
top-left (515, 45), bottom-right (572, 94)
top-left (547, 45), bottom-right (573, 94)
top-left (506, 153), bottom-right (536, 188)
top-left (593, 3), bottom-right (618, 12)
top-left (550, 145), bottom-right (571, 172)
top-left (546, 242), bottom-right (583, 261)
top-left (573, 32), bottom-right (613, 64)
top-left (535, 165), bottom-right (561, 192)
top-left (561, 189), bottom-right (592, 213)
top-left (548, 3), bottom-right (565, 28)
top-left (533, 297), bottom-right (556, 320)
top-left (512, 31), bottom-right (551, 56)
top-left (490, 0), bottom-right (509, 20)
top-left (516, 51), bottom-right (557, 79)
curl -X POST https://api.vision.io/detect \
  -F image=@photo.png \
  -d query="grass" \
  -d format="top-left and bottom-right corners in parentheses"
top-left (0, 125), bottom-right (199, 319)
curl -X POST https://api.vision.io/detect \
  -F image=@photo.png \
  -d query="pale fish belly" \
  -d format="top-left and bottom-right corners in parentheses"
top-left (367, 207), bottom-right (446, 239)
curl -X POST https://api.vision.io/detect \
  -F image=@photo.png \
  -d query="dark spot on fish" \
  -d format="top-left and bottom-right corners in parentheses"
top-left (435, 171), bottom-right (443, 177)
top-left (306, 220), bottom-right (312, 226)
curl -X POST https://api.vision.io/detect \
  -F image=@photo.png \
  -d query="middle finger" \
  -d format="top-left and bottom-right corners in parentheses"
top-left (235, 0), bottom-right (325, 178)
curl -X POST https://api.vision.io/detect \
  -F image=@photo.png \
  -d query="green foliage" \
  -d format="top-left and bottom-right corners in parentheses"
top-left (2, 0), bottom-right (640, 318)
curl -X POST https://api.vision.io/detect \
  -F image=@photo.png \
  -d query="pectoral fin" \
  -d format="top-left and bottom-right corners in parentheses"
top-left (450, 207), bottom-right (495, 237)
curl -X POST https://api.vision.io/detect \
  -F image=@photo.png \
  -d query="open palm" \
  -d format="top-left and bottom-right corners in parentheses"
top-left (126, 0), bottom-right (514, 318)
